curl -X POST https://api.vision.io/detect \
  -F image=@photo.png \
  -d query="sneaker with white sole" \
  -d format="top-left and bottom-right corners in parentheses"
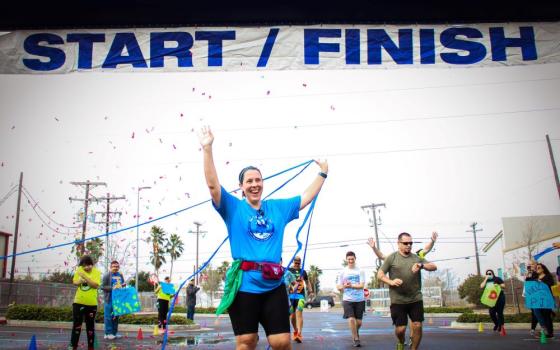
top-left (106, 334), bottom-right (116, 340)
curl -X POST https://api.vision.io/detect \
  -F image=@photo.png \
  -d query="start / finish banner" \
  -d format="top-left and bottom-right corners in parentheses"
top-left (0, 23), bottom-right (559, 74)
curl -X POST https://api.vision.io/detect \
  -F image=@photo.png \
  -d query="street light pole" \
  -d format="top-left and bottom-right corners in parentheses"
top-left (189, 221), bottom-right (207, 286)
top-left (136, 186), bottom-right (151, 290)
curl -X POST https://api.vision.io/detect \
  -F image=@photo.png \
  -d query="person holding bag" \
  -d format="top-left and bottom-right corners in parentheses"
top-left (480, 269), bottom-right (506, 332)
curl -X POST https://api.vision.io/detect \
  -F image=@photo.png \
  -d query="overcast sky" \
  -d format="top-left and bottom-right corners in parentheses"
top-left (1, 63), bottom-right (559, 289)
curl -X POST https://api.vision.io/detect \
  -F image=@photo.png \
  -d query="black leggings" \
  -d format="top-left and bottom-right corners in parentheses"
top-left (158, 299), bottom-right (169, 329)
top-left (488, 295), bottom-right (505, 328)
top-left (70, 303), bottom-right (97, 350)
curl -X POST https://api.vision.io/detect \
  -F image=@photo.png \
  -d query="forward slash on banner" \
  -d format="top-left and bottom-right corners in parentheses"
top-left (257, 28), bottom-right (280, 67)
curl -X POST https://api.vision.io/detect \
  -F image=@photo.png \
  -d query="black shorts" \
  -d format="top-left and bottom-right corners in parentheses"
top-left (342, 300), bottom-right (366, 320)
top-left (228, 284), bottom-right (290, 336)
top-left (390, 300), bottom-right (424, 326)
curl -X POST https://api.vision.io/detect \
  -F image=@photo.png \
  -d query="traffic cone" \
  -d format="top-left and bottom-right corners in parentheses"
top-left (540, 330), bottom-right (547, 344)
top-left (137, 327), bottom-right (144, 340)
top-left (27, 335), bottom-right (37, 350)
top-left (478, 322), bottom-right (484, 332)
top-left (153, 325), bottom-right (159, 336)
top-left (500, 325), bottom-right (506, 336)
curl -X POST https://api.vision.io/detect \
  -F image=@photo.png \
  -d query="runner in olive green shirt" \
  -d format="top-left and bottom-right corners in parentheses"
top-left (378, 232), bottom-right (437, 350)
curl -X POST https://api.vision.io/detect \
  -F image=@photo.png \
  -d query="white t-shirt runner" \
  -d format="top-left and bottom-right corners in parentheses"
top-left (336, 267), bottom-right (365, 302)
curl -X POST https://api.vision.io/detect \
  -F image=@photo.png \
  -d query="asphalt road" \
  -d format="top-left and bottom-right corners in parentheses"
top-left (0, 309), bottom-right (557, 349)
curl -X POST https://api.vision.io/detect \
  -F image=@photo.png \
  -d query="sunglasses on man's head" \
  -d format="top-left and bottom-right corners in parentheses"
top-left (399, 241), bottom-right (413, 246)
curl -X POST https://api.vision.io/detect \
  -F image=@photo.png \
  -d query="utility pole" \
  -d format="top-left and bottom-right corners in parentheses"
top-left (8, 172), bottom-right (23, 304)
top-left (546, 134), bottom-right (560, 201)
top-left (69, 181), bottom-right (106, 256)
top-left (189, 222), bottom-right (207, 286)
top-left (94, 193), bottom-right (125, 273)
top-left (467, 222), bottom-right (483, 276)
top-left (361, 202), bottom-right (386, 268)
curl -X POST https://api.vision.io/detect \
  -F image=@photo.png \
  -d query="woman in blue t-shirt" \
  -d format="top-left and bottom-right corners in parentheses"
top-left (480, 269), bottom-right (506, 332)
top-left (199, 126), bottom-right (327, 350)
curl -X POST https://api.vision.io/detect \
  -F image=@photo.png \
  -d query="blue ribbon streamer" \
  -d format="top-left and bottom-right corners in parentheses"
top-left (0, 160), bottom-right (314, 261)
top-left (533, 246), bottom-right (557, 261)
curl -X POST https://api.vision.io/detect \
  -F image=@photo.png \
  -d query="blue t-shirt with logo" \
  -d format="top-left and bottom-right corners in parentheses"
top-left (214, 186), bottom-right (300, 293)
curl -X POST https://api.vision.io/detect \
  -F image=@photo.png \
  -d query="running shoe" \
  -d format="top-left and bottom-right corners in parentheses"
top-left (292, 330), bottom-right (299, 341)
top-left (353, 339), bottom-right (361, 347)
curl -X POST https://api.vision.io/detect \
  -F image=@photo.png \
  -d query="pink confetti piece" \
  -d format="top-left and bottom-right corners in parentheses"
top-left (180, 113), bottom-right (183, 117)
top-left (159, 138), bottom-right (163, 143)
top-left (202, 92), bottom-right (206, 96)
top-left (303, 83), bottom-right (307, 87)
top-left (131, 131), bottom-right (135, 139)
top-left (192, 87), bottom-right (195, 92)
top-left (226, 161), bottom-right (230, 165)
top-left (209, 95), bottom-right (212, 99)
top-left (266, 90), bottom-right (270, 95)
top-left (172, 144), bottom-right (176, 149)
top-left (330, 105), bottom-right (336, 111)
top-left (1, 162), bottom-right (4, 167)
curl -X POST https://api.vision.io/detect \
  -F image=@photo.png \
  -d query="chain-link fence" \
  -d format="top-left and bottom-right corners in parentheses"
top-left (0, 281), bottom-right (76, 308)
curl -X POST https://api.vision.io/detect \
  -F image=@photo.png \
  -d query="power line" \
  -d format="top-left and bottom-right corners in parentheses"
top-left (22, 186), bottom-right (81, 229)
top-left (0, 185), bottom-right (18, 207)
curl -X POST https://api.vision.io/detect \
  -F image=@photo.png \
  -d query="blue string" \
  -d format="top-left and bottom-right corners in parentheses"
top-left (161, 235), bottom-right (229, 349)
top-left (286, 196), bottom-right (317, 270)
top-left (0, 160), bottom-right (314, 261)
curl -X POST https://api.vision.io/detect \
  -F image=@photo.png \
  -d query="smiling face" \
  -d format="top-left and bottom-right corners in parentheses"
top-left (240, 169), bottom-right (263, 205)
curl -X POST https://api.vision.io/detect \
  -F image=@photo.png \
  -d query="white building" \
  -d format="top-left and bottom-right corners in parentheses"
top-left (481, 215), bottom-right (560, 280)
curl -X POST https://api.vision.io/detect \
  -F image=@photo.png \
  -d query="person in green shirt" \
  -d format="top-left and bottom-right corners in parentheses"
top-left (378, 232), bottom-right (437, 350)
top-left (155, 276), bottom-right (173, 329)
top-left (69, 255), bottom-right (101, 350)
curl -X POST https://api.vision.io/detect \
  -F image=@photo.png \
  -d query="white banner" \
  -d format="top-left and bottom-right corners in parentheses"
top-left (1, 23), bottom-right (559, 74)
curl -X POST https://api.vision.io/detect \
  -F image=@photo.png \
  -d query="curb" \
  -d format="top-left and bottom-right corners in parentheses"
top-left (450, 321), bottom-right (534, 330)
top-left (6, 320), bottom-right (200, 332)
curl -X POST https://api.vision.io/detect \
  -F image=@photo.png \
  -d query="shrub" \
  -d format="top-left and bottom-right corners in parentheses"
top-left (457, 274), bottom-right (485, 306)
top-left (7, 304), bottom-right (192, 325)
top-left (171, 306), bottom-right (216, 314)
top-left (424, 307), bottom-right (473, 314)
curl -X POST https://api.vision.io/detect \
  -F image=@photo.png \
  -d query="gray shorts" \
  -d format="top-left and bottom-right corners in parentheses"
top-left (342, 300), bottom-right (366, 320)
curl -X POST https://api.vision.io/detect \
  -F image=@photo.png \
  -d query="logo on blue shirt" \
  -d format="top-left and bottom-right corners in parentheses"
top-left (248, 210), bottom-right (275, 241)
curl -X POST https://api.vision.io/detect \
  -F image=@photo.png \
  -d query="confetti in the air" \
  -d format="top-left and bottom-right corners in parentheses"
top-left (131, 132), bottom-right (135, 139)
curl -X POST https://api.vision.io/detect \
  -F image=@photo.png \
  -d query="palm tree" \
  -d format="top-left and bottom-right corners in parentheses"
top-left (166, 233), bottom-right (184, 279)
top-left (147, 225), bottom-right (167, 277)
top-left (308, 264), bottom-right (323, 294)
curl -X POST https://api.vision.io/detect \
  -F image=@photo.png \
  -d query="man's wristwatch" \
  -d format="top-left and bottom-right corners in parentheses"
top-left (419, 263), bottom-right (424, 270)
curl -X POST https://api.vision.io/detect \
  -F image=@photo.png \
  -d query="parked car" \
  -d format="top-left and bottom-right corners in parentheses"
top-left (305, 295), bottom-right (335, 309)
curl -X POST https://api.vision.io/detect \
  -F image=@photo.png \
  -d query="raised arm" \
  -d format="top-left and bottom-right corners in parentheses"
top-left (480, 275), bottom-right (489, 289)
top-left (420, 232), bottom-right (438, 255)
top-left (300, 159), bottom-right (328, 210)
top-left (367, 237), bottom-right (386, 260)
top-left (199, 126), bottom-right (222, 207)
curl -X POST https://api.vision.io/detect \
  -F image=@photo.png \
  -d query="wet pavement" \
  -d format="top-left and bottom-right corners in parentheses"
top-left (0, 309), bottom-right (558, 349)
